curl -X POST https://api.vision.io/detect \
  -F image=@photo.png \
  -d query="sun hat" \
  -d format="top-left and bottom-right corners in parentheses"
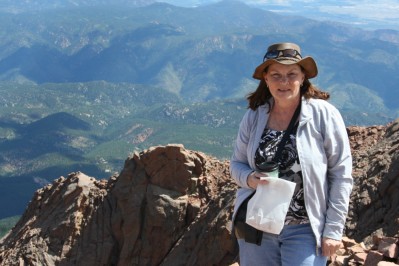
top-left (252, 42), bottom-right (318, 80)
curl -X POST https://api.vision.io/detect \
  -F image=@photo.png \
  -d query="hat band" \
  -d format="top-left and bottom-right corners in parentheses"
top-left (263, 49), bottom-right (302, 62)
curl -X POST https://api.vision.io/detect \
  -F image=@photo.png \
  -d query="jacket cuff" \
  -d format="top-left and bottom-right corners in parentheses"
top-left (322, 224), bottom-right (344, 241)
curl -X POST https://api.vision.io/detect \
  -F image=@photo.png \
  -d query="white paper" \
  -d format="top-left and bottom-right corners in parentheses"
top-left (245, 177), bottom-right (296, 234)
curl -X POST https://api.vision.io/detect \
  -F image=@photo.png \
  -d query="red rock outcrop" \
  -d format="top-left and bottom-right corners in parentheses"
top-left (0, 144), bottom-right (237, 265)
top-left (345, 119), bottom-right (399, 244)
top-left (1, 118), bottom-right (399, 266)
top-left (329, 236), bottom-right (399, 265)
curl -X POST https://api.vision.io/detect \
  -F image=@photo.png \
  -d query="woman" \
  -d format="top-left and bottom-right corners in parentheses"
top-left (230, 42), bottom-right (353, 265)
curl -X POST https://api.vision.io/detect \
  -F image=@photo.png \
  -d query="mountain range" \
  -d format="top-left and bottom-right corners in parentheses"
top-left (161, 0), bottom-right (399, 31)
top-left (3, 0), bottom-right (399, 31)
top-left (0, 0), bottom-right (399, 220)
top-left (1, 1), bottom-right (399, 107)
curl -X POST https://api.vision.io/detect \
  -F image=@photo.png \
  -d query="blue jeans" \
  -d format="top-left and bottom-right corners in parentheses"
top-left (237, 223), bottom-right (327, 266)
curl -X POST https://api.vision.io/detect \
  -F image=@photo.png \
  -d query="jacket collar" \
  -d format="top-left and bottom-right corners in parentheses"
top-left (260, 97), bottom-right (312, 125)
top-left (300, 97), bottom-right (313, 125)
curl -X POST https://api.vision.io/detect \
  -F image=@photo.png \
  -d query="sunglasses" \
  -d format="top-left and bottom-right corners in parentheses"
top-left (263, 49), bottom-right (302, 61)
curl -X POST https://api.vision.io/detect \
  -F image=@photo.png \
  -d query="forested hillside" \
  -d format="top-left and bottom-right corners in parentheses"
top-left (0, 0), bottom-right (398, 220)
top-left (0, 81), bottom-right (245, 218)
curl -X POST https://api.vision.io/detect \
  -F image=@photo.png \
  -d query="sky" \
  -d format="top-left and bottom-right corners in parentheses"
top-left (157, 0), bottom-right (399, 30)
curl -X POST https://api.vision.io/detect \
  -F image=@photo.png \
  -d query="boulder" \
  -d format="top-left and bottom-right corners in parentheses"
top-left (2, 118), bottom-right (399, 266)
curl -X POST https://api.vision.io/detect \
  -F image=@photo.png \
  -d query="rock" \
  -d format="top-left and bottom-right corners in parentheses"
top-left (377, 262), bottom-right (399, 266)
top-left (345, 121), bottom-right (399, 246)
top-left (342, 236), bottom-right (358, 248)
top-left (378, 237), bottom-right (399, 259)
top-left (0, 145), bottom-right (238, 266)
top-left (1, 118), bottom-right (399, 266)
top-left (353, 253), bottom-right (368, 264)
top-left (364, 250), bottom-right (384, 266)
top-left (331, 235), bottom-right (399, 266)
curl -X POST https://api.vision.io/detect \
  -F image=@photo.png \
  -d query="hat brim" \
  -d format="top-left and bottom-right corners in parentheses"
top-left (252, 56), bottom-right (318, 80)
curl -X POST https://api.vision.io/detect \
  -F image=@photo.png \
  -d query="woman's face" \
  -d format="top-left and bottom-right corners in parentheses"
top-left (263, 63), bottom-right (305, 105)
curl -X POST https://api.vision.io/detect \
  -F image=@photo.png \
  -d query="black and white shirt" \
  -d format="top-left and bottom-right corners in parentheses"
top-left (254, 124), bottom-right (310, 225)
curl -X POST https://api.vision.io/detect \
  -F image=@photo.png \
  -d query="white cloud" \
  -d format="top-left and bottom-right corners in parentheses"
top-left (158, 0), bottom-right (399, 29)
top-left (242, 0), bottom-right (399, 28)
top-left (319, 2), bottom-right (399, 20)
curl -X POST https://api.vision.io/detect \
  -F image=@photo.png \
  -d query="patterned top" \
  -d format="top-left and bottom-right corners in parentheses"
top-left (254, 123), bottom-right (310, 225)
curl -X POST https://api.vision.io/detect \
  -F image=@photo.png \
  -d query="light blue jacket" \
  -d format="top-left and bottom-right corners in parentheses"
top-left (230, 97), bottom-right (353, 248)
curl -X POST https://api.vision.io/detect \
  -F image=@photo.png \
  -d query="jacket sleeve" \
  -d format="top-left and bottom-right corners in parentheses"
top-left (322, 105), bottom-right (353, 240)
top-left (230, 110), bottom-right (254, 189)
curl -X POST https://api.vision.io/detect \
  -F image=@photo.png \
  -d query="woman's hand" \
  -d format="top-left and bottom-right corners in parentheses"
top-left (247, 171), bottom-right (269, 189)
top-left (322, 237), bottom-right (342, 257)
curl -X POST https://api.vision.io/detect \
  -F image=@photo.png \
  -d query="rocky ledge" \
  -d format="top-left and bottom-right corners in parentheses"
top-left (1, 118), bottom-right (399, 266)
